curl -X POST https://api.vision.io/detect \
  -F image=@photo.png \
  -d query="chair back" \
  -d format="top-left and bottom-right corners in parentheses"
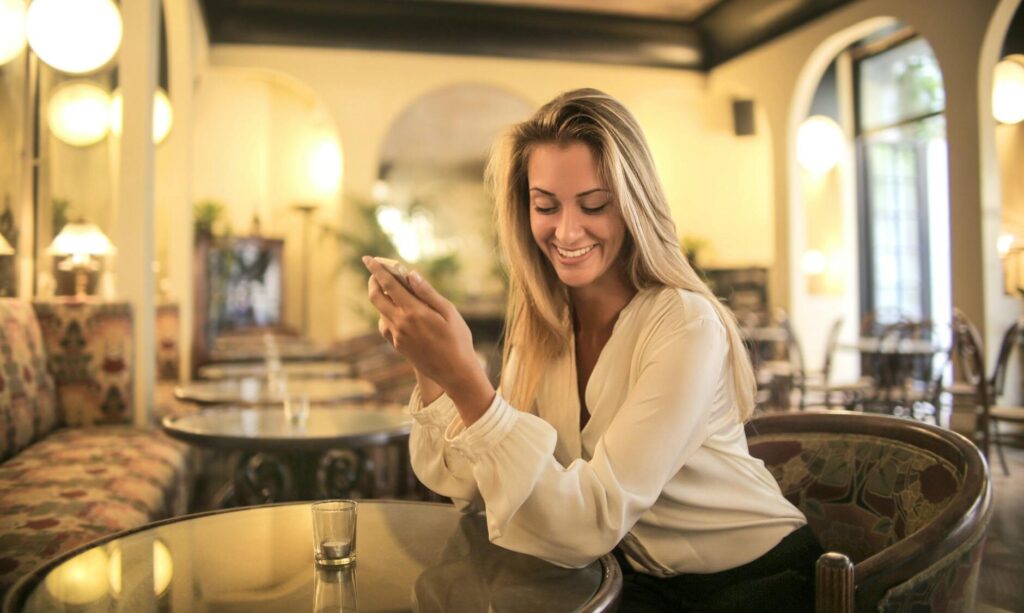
top-left (990, 318), bottom-right (1021, 401)
top-left (0, 300), bottom-right (59, 461)
top-left (952, 309), bottom-right (990, 409)
top-left (746, 411), bottom-right (991, 613)
top-left (820, 317), bottom-right (844, 382)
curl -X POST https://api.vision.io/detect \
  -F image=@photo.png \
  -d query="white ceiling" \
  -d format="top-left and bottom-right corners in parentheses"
top-left (412, 0), bottom-right (723, 20)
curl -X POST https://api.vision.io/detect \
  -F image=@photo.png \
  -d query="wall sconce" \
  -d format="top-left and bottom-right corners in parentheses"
top-left (0, 0), bottom-right (26, 66)
top-left (47, 222), bottom-right (115, 297)
top-left (25, 0), bottom-right (122, 74)
top-left (109, 87), bottom-right (174, 144)
top-left (1001, 233), bottom-right (1024, 297)
top-left (993, 55), bottom-right (1024, 125)
top-left (47, 80), bottom-right (111, 146)
top-left (797, 115), bottom-right (844, 174)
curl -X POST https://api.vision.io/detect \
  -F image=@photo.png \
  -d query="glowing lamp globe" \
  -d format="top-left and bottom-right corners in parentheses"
top-left (110, 88), bottom-right (174, 144)
top-left (0, 0), bottom-right (27, 66)
top-left (44, 548), bottom-right (110, 605)
top-left (26, 0), bottom-right (122, 74)
top-left (797, 115), bottom-right (845, 173)
top-left (47, 81), bottom-right (111, 147)
top-left (993, 57), bottom-right (1024, 125)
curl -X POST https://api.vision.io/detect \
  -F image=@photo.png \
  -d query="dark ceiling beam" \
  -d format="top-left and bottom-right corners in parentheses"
top-left (201, 0), bottom-right (703, 69)
top-left (698, 0), bottom-right (856, 68)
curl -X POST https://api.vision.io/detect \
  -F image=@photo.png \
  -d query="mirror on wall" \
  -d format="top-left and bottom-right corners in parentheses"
top-left (0, 34), bottom-right (26, 296)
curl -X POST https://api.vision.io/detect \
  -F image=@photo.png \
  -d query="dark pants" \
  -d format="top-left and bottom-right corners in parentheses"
top-left (614, 525), bottom-right (823, 612)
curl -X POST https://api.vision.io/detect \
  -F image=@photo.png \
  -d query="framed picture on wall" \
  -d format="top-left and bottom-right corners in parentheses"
top-left (192, 236), bottom-right (286, 368)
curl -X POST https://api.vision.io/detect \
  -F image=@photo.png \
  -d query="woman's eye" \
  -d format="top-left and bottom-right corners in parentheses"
top-left (533, 202), bottom-right (558, 214)
top-left (582, 201), bottom-right (611, 214)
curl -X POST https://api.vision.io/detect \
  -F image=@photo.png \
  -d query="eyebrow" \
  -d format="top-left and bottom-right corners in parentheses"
top-left (529, 187), bottom-right (609, 198)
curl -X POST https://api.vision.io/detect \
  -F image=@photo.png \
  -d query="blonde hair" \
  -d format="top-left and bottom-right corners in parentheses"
top-left (486, 88), bottom-right (757, 422)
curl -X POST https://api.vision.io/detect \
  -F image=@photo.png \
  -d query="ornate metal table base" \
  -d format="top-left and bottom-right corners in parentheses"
top-left (217, 448), bottom-right (375, 507)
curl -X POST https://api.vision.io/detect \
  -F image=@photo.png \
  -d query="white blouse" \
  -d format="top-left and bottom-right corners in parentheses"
top-left (407, 287), bottom-right (806, 576)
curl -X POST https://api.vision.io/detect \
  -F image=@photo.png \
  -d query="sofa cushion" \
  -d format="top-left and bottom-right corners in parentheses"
top-left (0, 426), bottom-right (190, 595)
top-left (748, 433), bottom-right (962, 564)
top-left (32, 300), bottom-right (134, 426)
top-left (0, 300), bottom-right (58, 461)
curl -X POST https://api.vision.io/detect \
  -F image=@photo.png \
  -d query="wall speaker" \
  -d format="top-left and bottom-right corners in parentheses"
top-left (732, 99), bottom-right (755, 136)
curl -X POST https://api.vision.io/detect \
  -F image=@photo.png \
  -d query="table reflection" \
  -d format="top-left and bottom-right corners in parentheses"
top-left (12, 501), bottom-right (617, 613)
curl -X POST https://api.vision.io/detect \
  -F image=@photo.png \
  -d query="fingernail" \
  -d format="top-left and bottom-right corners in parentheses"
top-left (361, 256), bottom-right (371, 266)
top-left (410, 271), bottom-right (423, 285)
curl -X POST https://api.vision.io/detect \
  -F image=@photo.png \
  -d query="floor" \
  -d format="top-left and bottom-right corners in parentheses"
top-left (977, 442), bottom-right (1024, 613)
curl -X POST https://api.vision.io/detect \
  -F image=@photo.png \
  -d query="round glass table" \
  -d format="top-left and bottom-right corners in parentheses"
top-left (174, 377), bottom-right (376, 406)
top-left (162, 407), bottom-right (412, 505)
top-left (198, 360), bottom-right (355, 381)
top-left (4, 501), bottom-right (621, 612)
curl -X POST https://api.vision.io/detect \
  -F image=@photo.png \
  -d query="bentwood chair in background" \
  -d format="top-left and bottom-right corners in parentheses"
top-left (799, 318), bottom-right (874, 411)
top-left (746, 411), bottom-right (991, 613)
top-left (952, 310), bottom-right (1024, 475)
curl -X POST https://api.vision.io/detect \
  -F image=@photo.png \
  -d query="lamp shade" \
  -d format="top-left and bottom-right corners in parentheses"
top-left (47, 80), bottom-right (111, 147)
top-left (26, 0), bottom-right (122, 74)
top-left (993, 56), bottom-right (1024, 125)
top-left (0, 233), bottom-right (14, 255)
top-left (47, 223), bottom-right (115, 258)
top-left (0, 0), bottom-right (26, 66)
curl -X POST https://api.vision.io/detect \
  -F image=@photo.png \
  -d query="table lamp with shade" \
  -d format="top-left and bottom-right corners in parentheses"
top-left (47, 222), bottom-right (115, 298)
top-left (0, 233), bottom-right (13, 256)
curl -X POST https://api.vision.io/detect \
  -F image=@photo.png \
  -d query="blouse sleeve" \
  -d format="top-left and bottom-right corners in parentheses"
top-left (444, 314), bottom-right (729, 568)
top-left (407, 385), bottom-right (484, 512)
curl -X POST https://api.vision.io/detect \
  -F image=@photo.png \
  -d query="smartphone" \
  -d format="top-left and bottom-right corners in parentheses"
top-left (372, 257), bottom-right (414, 292)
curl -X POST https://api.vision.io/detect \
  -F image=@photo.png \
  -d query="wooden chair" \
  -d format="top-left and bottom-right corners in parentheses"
top-left (951, 310), bottom-right (1024, 475)
top-left (746, 411), bottom-right (991, 613)
top-left (800, 317), bottom-right (874, 410)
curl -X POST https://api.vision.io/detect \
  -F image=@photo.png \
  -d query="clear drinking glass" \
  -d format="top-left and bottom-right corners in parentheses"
top-left (312, 500), bottom-right (358, 567)
top-left (284, 393), bottom-right (310, 429)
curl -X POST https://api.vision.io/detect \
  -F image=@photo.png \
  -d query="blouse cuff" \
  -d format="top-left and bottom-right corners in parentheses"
top-left (445, 393), bottom-right (517, 462)
top-left (406, 384), bottom-right (459, 430)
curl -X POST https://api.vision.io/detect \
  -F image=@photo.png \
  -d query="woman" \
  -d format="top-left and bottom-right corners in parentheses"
top-left (364, 88), bottom-right (821, 612)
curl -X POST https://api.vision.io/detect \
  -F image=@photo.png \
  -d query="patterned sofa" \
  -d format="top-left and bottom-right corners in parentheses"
top-left (746, 411), bottom-right (991, 613)
top-left (0, 299), bottom-right (190, 598)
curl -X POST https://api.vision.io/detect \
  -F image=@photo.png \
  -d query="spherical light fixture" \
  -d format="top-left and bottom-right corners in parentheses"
top-left (47, 80), bottom-right (111, 147)
top-left (993, 56), bottom-right (1024, 125)
top-left (109, 88), bottom-right (174, 144)
top-left (26, 0), bottom-right (122, 74)
top-left (797, 115), bottom-right (845, 173)
top-left (0, 0), bottom-right (27, 66)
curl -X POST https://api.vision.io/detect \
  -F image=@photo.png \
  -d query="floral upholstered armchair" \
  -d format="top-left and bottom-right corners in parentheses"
top-left (0, 299), bottom-right (189, 599)
top-left (746, 411), bottom-right (991, 613)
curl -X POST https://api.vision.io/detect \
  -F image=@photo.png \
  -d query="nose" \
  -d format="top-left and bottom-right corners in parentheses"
top-left (554, 206), bottom-right (585, 244)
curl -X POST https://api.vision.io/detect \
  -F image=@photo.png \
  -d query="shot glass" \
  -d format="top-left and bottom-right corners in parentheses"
top-left (312, 500), bottom-right (358, 567)
top-left (284, 393), bottom-right (310, 429)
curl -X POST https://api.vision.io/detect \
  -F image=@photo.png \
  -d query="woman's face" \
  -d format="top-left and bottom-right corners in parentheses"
top-left (527, 142), bottom-right (627, 290)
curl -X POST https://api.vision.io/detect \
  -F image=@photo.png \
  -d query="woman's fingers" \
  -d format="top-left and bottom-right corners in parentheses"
top-left (367, 274), bottom-right (400, 320)
top-left (407, 271), bottom-right (454, 319)
top-left (363, 256), bottom-right (417, 307)
top-left (378, 315), bottom-right (395, 345)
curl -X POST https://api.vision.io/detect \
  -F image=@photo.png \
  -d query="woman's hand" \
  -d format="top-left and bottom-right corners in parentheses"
top-left (364, 257), bottom-right (494, 424)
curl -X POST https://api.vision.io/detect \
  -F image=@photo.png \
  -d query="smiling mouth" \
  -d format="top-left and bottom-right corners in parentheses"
top-left (554, 244), bottom-right (597, 259)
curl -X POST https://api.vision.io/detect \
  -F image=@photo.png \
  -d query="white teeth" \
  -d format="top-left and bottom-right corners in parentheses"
top-left (555, 244), bottom-right (596, 258)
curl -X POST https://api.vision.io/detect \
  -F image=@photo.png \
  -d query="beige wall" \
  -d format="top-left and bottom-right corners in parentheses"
top-left (197, 45), bottom-right (775, 336)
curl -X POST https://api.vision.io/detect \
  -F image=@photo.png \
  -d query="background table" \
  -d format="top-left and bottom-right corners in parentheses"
top-left (5, 501), bottom-right (621, 613)
top-left (162, 407), bottom-right (411, 505)
top-left (198, 360), bottom-right (354, 380)
top-left (174, 377), bottom-right (375, 405)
